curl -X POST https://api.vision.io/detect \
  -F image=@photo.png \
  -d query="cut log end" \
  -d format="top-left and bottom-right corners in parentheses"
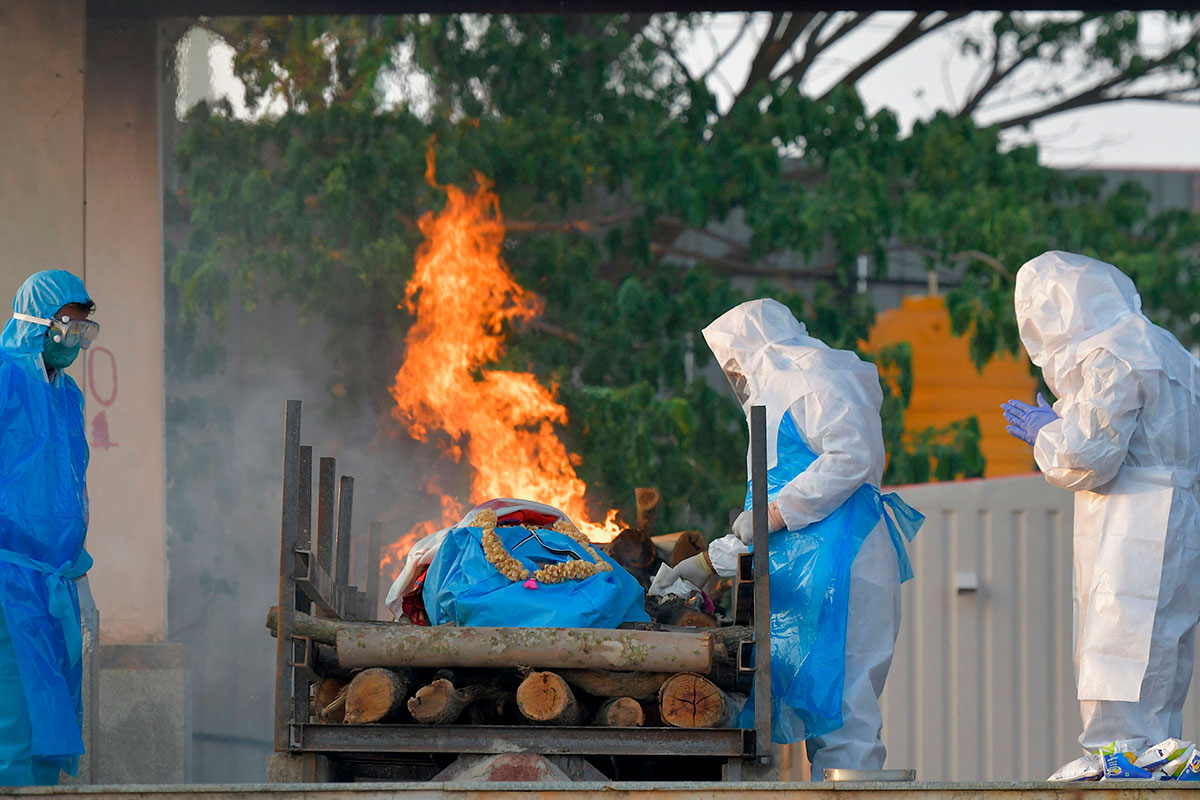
top-left (659, 672), bottom-right (726, 729)
top-left (594, 696), bottom-right (645, 727)
top-left (344, 667), bottom-right (410, 724)
top-left (635, 487), bottom-right (661, 535)
top-left (516, 671), bottom-right (581, 726)
top-left (314, 677), bottom-right (349, 723)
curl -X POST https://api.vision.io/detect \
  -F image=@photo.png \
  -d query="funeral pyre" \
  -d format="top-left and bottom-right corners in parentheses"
top-left (267, 153), bottom-right (751, 735)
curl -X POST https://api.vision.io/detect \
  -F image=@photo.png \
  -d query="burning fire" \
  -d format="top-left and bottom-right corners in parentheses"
top-left (384, 145), bottom-right (621, 570)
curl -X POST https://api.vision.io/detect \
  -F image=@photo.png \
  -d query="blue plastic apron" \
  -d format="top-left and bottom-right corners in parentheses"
top-left (740, 411), bottom-right (923, 743)
top-left (0, 353), bottom-right (91, 783)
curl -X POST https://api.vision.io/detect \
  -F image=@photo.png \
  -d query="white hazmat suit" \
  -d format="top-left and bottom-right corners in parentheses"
top-left (1015, 250), bottom-right (1200, 751)
top-left (701, 299), bottom-right (912, 774)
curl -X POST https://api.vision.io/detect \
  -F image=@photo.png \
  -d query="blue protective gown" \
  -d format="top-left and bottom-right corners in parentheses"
top-left (738, 410), bottom-right (922, 744)
top-left (0, 270), bottom-right (93, 785)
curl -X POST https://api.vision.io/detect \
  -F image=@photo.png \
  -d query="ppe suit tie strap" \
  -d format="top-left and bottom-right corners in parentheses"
top-left (1120, 467), bottom-right (1200, 489)
top-left (876, 491), bottom-right (924, 583)
top-left (0, 548), bottom-right (92, 667)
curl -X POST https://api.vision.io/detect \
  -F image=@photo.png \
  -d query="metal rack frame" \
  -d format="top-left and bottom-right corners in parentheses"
top-left (271, 399), bottom-right (774, 781)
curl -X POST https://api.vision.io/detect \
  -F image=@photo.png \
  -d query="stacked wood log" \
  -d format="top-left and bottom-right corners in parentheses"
top-left (344, 667), bottom-right (410, 723)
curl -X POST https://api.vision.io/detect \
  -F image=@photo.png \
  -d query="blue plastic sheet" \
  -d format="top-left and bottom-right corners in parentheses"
top-left (0, 270), bottom-right (93, 783)
top-left (739, 411), bottom-right (922, 744)
top-left (423, 524), bottom-right (650, 628)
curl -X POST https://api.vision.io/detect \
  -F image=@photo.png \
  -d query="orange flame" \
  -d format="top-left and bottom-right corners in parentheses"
top-left (388, 144), bottom-right (621, 567)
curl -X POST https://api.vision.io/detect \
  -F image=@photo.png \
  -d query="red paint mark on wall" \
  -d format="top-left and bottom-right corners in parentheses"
top-left (84, 347), bottom-right (119, 449)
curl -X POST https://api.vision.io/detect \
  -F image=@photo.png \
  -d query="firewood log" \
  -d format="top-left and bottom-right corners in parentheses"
top-left (593, 696), bottom-right (644, 727)
top-left (555, 669), bottom-right (672, 700)
top-left (407, 677), bottom-right (507, 725)
top-left (314, 677), bottom-right (349, 723)
top-left (516, 671), bottom-right (582, 726)
top-left (606, 527), bottom-right (657, 571)
top-left (268, 607), bottom-right (722, 675)
top-left (658, 672), bottom-right (727, 729)
top-left (635, 487), bottom-right (661, 535)
top-left (651, 600), bottom-right (718, 628)
top-left (668, 530), bottom-right (707, 566)
top-left (343, 667), bottom-right (410, 723)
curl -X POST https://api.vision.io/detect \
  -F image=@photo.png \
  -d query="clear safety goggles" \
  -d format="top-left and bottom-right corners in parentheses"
top-left (12, 312), bottom-right (100, 350)
top-left (722, 358), bottom-right (750, 404)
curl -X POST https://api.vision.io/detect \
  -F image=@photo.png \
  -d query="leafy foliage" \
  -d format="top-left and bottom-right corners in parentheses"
top-left (166, 13), bottom-right (1200, 536)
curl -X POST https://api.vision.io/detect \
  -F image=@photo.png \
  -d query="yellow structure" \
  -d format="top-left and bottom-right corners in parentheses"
top-left (865, 295), bottom-right (1037, 477)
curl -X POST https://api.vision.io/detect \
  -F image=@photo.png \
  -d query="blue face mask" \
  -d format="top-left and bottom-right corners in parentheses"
top-left (43, 332), bottom-right (81, 370)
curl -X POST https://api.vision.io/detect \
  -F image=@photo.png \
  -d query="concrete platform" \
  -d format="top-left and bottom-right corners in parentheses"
top-left (2, 783), bottom-right (1198, 799)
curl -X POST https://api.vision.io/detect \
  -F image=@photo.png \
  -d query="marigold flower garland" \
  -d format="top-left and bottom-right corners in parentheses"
top-left (473, 510), bottom-right (612, 584)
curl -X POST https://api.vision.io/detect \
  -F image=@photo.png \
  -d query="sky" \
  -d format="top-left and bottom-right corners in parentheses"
top-left (191, 12), bottom-right (1200, 171)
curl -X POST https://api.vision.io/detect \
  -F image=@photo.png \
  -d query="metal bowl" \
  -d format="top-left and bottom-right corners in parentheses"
top-left (823, 768), bottom-right (917, 782)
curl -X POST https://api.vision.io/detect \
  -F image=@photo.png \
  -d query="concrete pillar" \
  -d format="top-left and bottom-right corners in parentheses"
top-left (84, 15), bottom-right (167, 645)
top-left (0, 0), bottom-right (85, 292)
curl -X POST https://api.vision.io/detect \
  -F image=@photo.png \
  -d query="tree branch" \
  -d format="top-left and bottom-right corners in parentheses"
top-left (989, 27), bottom-right (1200, 129)
top-left (731, 12), bottom-right (814, 108)
top-left (995, 88), bottom-right (1200, 130)
top-left (819, 12), bottom-right (967, 102)
top-left (782, 12), bottom-right (867, 88)
top-left (701, 14), bottom-right (756, 82)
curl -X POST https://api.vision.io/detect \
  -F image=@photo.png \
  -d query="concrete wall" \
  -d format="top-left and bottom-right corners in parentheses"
top-left (0, 0), bottom-right (86, 291)
top-left (84, 14), bottom-right (168, 646)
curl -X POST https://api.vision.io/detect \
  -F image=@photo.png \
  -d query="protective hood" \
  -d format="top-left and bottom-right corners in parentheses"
top-left (702, 298), bottom-right (882, 468)
top-left (1015, 251), bottom-right (1196, 397)
top-left (0, 270), bottom-right (91, 382)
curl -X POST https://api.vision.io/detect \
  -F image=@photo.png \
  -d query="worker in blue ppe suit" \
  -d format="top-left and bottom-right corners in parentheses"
top-left (0, 270), bottom-right (98, 784)
top-left (1003, 251), bottom-right (1200, 766)
top-left (651, 298), bottom-right (923, 775)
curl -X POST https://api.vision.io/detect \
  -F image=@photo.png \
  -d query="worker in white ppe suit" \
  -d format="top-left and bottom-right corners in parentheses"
top-left (651, 298), bottom-right (923, 774)
top-left (1003, 250), bottom-right (1200, 755)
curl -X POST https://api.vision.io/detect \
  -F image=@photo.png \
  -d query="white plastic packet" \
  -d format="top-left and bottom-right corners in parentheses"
top-left (1048, 753), bottom-right (1103, 782)
top-left (1136, 738), bottom-right (1192, 771)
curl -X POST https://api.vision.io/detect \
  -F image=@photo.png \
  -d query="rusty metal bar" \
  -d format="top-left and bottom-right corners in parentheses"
top-left (295, 550), bottom-right (349, 618)
top-left (317, 457), bottom-right (336, 578)
top-left (297, 724), bottom-right (749, 757)
top-left (274, 400), bottom-right (302, 752)
top-left (732, 551), bottom-right (753, 627)
top-left (366, 522), bottom-right (382, 620)
top-left (750, 403), bottom-right (771, 763)
top-left (335, 476), bottom-right (354, 591)
top-left (296, 446), bottom-right (313, 615)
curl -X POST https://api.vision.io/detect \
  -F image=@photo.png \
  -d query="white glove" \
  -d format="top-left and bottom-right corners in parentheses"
top-left (732, 503), bottom-right (787, 544)
top-left (649, 553), bottom-right (714, 595)
top-left (673, 552), bottom-right (714, 587)
top-left (732, 510), bottom-right (753, 543)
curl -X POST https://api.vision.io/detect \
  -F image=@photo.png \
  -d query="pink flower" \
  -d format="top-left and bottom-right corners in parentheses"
top-left (523, 578), bottom-right (538, 590)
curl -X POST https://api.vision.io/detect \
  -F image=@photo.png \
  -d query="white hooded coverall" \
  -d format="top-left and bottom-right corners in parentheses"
top-left (702, 298), bottom-right (907, 773)
top-left (1016, 250), bottom-right (1200, 751)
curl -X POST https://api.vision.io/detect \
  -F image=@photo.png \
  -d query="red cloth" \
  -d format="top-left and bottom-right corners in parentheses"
top-left (401, 565), bottom-right (431, 626)
top-left (496, 508), bottom-right (562, 528)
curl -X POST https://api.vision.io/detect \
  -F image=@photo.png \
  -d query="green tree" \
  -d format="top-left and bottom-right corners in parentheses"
top-left (167, 12), bottom-right (1200, 535)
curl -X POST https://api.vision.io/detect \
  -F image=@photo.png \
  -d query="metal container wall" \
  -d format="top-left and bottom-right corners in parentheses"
top-left (878, 474), bottom-right (1076, 781)
top-left (792, 470), bottom-right (1200, 782)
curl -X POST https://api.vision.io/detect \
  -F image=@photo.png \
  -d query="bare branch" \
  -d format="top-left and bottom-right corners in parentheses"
top-left (995, 88), bottom-right (1200, 130)
top-left (782, 12), bottom-right (868, 88)
top-left (505, 211), bottom-right (644, 233)
top-left (819, 12), bottom-right (968, 102)
top-left (701, 14), bottom-right (756, 82)
top-left (988, 26), bottom-right (1200, 129)
top-left (731, 12), bottom-right (815, 108)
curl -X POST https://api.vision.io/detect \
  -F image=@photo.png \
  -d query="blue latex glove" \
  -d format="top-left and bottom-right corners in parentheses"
top-left (1001, 393), bottom-right (1058, 445)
